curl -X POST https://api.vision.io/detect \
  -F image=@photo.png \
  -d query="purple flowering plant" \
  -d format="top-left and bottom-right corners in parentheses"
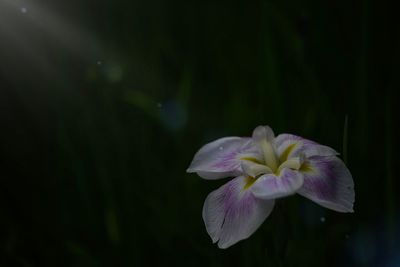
top-left (187, 125), bottom-right (355, 249)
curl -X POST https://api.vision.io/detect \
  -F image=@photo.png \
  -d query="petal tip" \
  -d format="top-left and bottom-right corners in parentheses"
top-left (252, 125), bottom-right (275, 142)
top-left (343, 203), bottom-right (355, 213)
top-left (335, 202), bottom-right (354, 213)
top-left (339, 207), bottom-right (354, 213)
top-left (217, 242), bottom-right (230, 249)
top-left (211, 236), bottom-right (219, 244)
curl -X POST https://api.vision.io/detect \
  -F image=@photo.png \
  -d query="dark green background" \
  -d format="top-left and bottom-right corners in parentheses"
top-left (1, 0), bottom-right (399, 266)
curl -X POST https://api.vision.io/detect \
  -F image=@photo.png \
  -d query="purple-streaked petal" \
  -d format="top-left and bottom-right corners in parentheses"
top-left (297, 156), bottom-right (355, 212)
top-left (275, 134), bottom-right (338, 161)
top-left (250, 168), bottom-right (304, 199)
top-left (202, 176), bottom-right (275, 249)
top-left (187, 137), bottom-right (261, 179)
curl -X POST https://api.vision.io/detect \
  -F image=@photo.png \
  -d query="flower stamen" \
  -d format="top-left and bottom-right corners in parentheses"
top-left (277, 157), bottom-right (302, 174)
top-left (260, 139), bottom-right (279, 172)
top-left (241, 160), bottom-right (272, 178)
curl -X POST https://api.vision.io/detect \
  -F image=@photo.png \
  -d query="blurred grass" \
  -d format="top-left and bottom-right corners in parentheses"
top-left (342, 114), bottom-right (348, 164)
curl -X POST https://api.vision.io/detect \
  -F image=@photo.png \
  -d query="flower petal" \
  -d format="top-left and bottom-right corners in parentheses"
top-left (297, 156), bottom-right (355, 212)
top-left (250, 168), bottom-right (304, 199)
top-left (202, 176), bottom-right (275, 249)
top-left (241, 160), bottom-right (272, 178)
top-left (252, 125), bottom-right (275, 143)
top-left (187, 137), bottom-right (261, 179)
top-left (275, 134), bottom-right (338, 161)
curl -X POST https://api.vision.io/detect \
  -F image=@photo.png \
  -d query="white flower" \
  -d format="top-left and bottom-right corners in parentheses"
top-left (187, 125), bottom-right (355, 249)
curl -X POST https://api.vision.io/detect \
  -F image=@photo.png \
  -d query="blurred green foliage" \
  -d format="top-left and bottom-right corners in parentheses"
top-left (0, 0), bottom-right (399, 266)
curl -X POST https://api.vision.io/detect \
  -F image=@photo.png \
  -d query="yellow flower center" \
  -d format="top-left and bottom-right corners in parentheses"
top-left (240, 140), bottom-right (302, 178)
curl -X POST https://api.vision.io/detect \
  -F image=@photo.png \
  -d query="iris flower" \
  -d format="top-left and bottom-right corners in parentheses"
top-left (187, 125), bottom-right (355, 249)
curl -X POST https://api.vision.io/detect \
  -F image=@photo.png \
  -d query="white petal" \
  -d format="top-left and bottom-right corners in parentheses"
top-left (252, 125), bottom-right (275, 143)
top-left (297, 156), bottom-right (355, 212)
top-left (202, 176), bottom-right (275, 248)
top-left (250, 169), bottom-right (304, 199)
top-left (187, 137), bottom-right (261, 179)
top-left (275, 134), bottom-right (338, 161)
